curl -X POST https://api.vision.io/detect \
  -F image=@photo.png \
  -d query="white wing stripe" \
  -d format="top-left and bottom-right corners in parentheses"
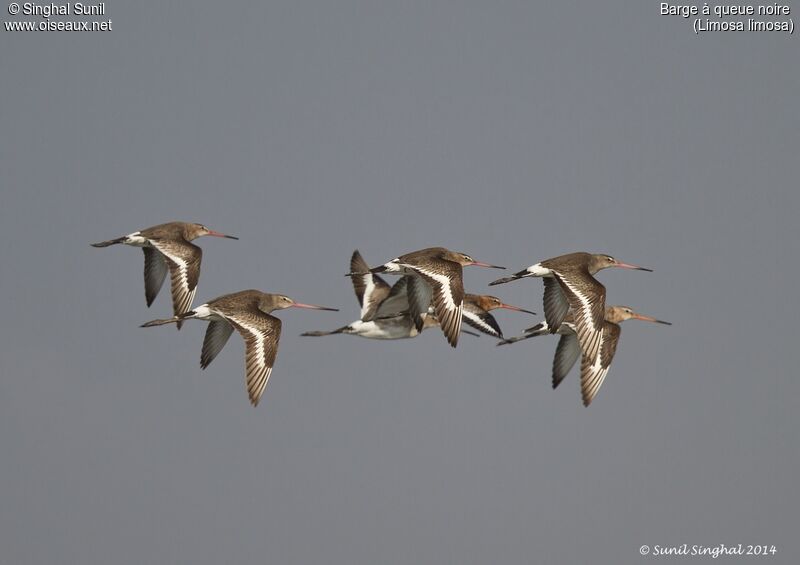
top-left (555, 272), bottom-right (602, 359)
top-left (407, 265), bottom-right (458, 311)
top-left (462, 310), bottom-right (499, 337)
top-left (556, 275), bottom-right (595, 328)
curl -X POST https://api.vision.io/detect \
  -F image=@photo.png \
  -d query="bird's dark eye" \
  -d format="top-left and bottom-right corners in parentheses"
top-left (607, 256), bottom-right (614, 262)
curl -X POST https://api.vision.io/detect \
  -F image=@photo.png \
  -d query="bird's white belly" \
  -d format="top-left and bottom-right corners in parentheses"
top-left (349, 318), bottom-right (415, 339)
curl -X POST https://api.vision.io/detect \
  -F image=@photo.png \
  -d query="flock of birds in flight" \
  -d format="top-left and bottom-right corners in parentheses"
top-left (92, 221), bottom-right (670, 408)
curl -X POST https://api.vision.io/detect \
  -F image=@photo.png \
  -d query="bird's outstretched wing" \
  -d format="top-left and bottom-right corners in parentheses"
top-left (149, 239), bottom-right (202, 329)
top-left (580, 322), bottom-right (621, 406)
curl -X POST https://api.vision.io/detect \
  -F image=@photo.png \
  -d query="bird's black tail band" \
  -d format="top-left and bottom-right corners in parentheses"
top-left (488, 268), bottom-right (529, 286)
top-left (141, 310), bottom-right (196, 328)
top-left (90, 236), bottom-right (125, 248)
top-left (300, 325), bottom-right (348, 337)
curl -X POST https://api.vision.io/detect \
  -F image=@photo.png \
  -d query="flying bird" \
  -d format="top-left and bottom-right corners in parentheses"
top-left (301, 311), bottom-right (445, 339)
top-left (350, 247), bottom-right (504, 347)
top-left (303, 250), bottom-right (479, 339)
top-left (498, 306), bottom-right (670, 406)
top-left (91, 221), bottom-right (238, 329)
top-left (461, 294), bottom-right (537, 339)
top-left (489, 252), bottom-right (651, 361)
top-left (141, 290), bottom-right (337, 406)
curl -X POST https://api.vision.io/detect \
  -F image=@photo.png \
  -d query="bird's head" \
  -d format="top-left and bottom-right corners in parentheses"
top-left (187, 223), bottom-right (239, 241)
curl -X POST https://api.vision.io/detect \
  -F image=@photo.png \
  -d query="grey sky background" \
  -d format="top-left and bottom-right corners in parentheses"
top-left (1, 2), bottom-right (798, 564)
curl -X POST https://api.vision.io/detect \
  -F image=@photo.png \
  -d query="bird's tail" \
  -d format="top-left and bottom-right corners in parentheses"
top-left (497, 334), bottom-right (532, 346)
top-left (141, 310), bottom-right (197, 328)
top-left (496, 322), bottom-right (548, 346)
top-left (488, 268), bottom-right (532, 286)
top-left (141, 317), bottom-right (181, 328)
top-left (300, 325), bottom-right (349, 337)
top-left (345, 261), bottom-right (398, 277)
top-left (522, 321), bottom-right (549, 335)
top-left (90, 236), bottom-right (126, 248)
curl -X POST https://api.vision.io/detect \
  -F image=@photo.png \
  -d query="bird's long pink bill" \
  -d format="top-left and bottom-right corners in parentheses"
top-left (206, 230), bottom-right (239, 240)
top-left (615, 261), bottom-right (652, 272)
top-left (469, 261), bottom-right (505, 269)
top-left (499, 304), bottom-right (537, 315)
top-left (292, 303), bottom-right (339, 311)
top-left (632, 313), bottom-right (671, 325)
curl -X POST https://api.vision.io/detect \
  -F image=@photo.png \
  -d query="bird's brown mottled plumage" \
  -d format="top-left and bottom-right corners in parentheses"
top-left (461, 294), bottom-right (536, 339)
top-left (365, 247), bottom-right (504, 347)
top-left (497, 306), bottom-right (670, 406)
top-left (349, 250), bottom-right (392, 321)
top-left (141, 289), bottom-right (336, 406)
top-left (491, 252), bottom-right (651, 360)
top-left (91, 221), bottom-right (237, 329)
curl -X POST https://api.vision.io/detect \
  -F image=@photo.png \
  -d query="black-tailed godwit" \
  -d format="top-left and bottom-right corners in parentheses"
top-left (141, 290), bottom-right (337, 406)
top-left (498, 305), bottom-right (670, 406)
top-left (351, 247), bottom-right (504, 347)
top-left (461, 294), bottom-right (536, 339)
top-left (304, 250), bottom-right (478, 340)
top-left (91, 221), bottom-right (238, 329)
top-left (490, 252), bottom-right (651, 361)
